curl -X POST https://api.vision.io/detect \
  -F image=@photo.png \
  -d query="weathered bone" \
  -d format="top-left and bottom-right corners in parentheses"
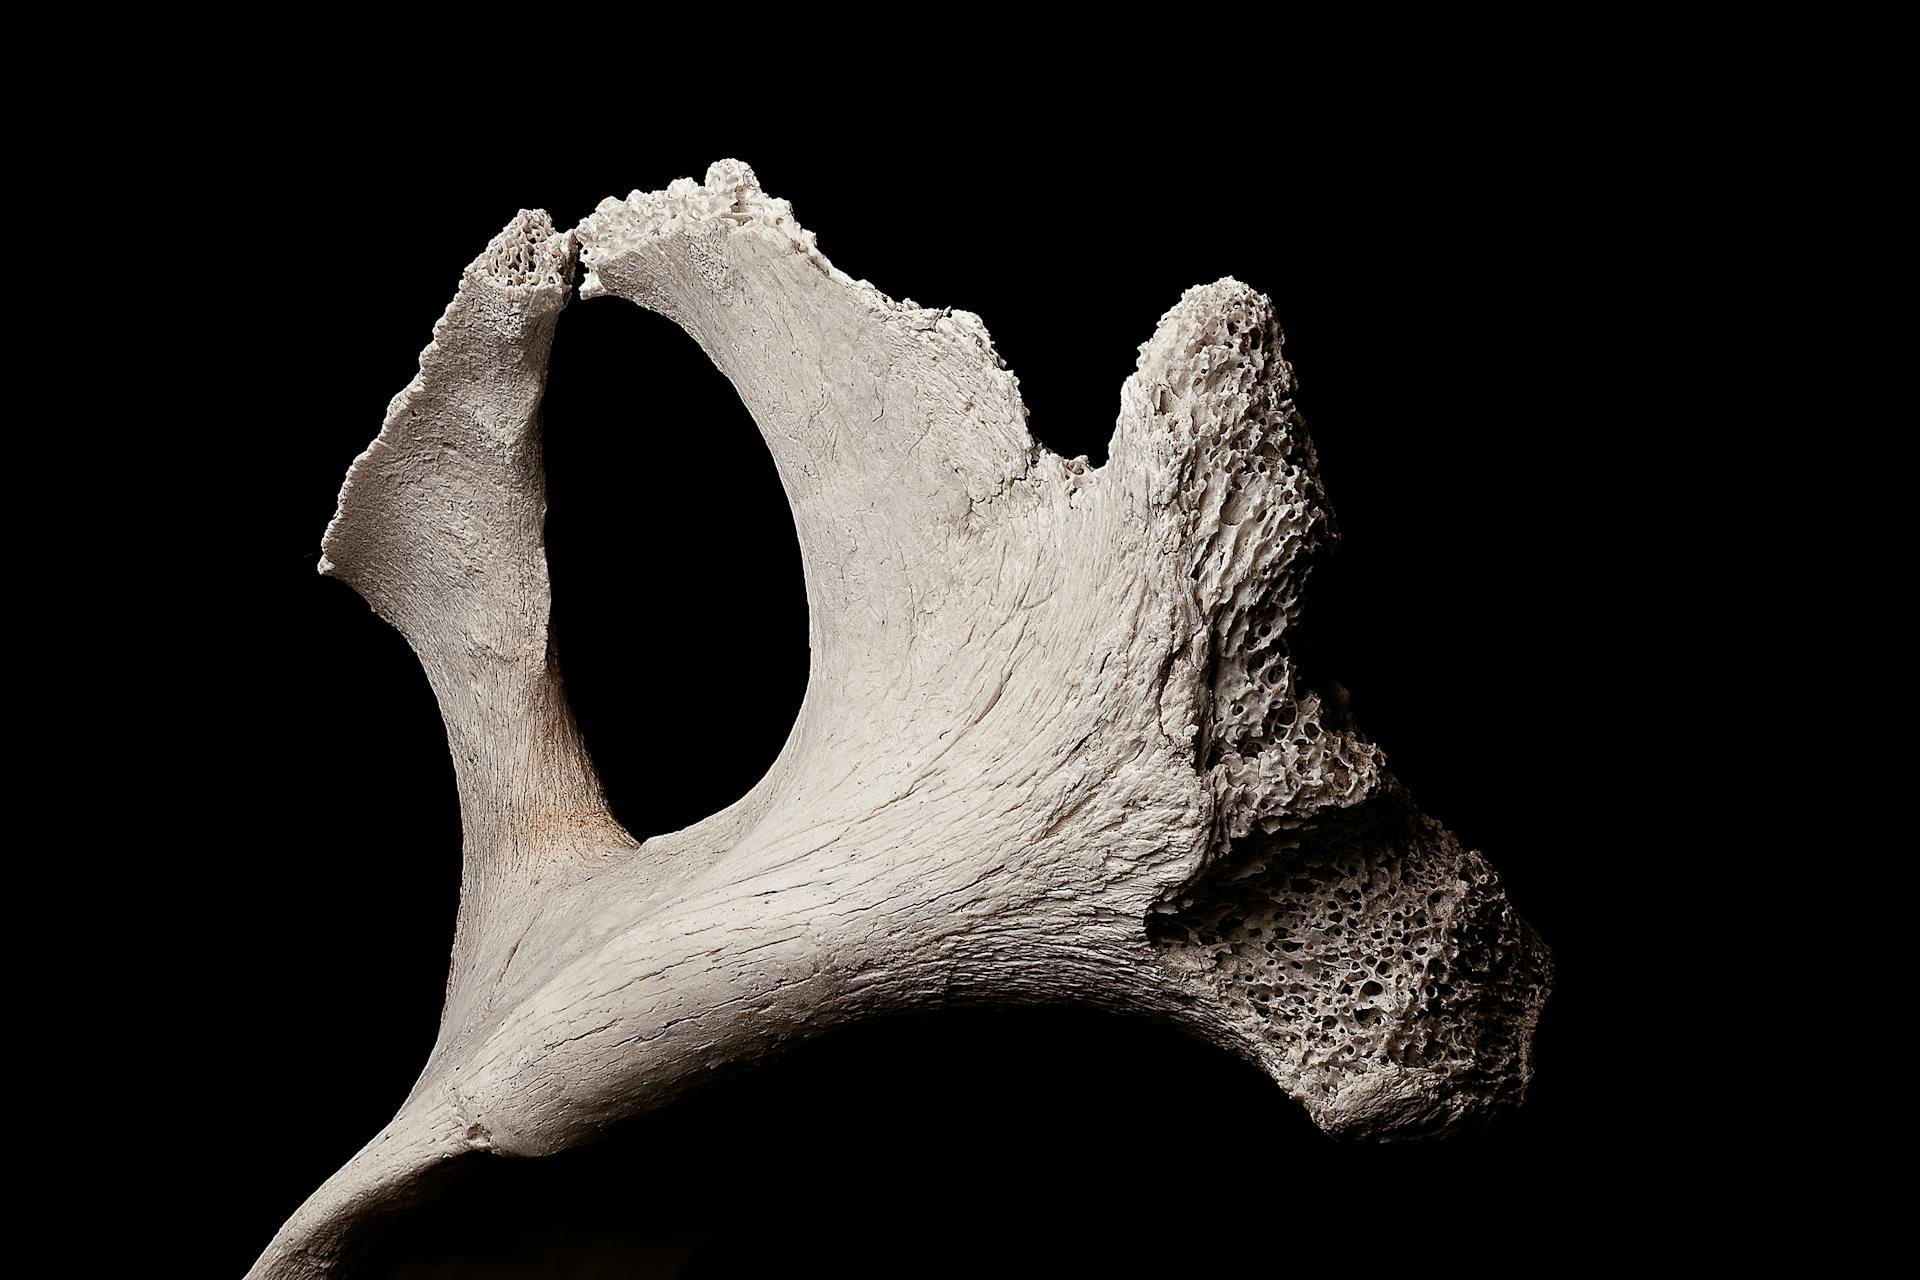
top-left (253, 161), bottom-right (1551, 1279)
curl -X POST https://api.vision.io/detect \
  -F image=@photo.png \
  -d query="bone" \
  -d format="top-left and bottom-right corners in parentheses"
top-left (250, 161), bottom-right (1552, 1279)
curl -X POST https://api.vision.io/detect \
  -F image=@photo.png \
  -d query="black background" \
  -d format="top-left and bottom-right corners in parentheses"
top-left (154, 107), bottom-right (1714, 1275)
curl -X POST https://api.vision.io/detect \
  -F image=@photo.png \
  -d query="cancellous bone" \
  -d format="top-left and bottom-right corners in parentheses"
top-left (254, 161), bottom-right (1552, 1278)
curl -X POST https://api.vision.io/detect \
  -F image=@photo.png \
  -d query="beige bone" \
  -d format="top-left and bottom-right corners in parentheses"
top-left (252, 160), bottom-right (1552, 1279)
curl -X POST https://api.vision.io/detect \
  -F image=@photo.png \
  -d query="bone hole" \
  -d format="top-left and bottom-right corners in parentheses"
top-left (542, 302), bottom-right (809, 836)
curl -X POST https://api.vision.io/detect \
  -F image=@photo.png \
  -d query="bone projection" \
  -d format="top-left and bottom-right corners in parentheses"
top-left (253, 161), bottom-right (1552, 1279)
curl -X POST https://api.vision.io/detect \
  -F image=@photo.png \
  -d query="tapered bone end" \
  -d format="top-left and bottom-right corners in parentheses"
top-left (307, 206), bottom-right (615, 887)
top-left (1113, 278), bottom-right (1301, 499)
top-left (245, 1099), bottom-right (471, 1280)
top-left (317, 209), bottom-right (574, 605)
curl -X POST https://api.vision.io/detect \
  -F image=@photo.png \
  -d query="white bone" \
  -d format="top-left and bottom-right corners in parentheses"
top-left (251, 161), bottom-right (1551, 1279)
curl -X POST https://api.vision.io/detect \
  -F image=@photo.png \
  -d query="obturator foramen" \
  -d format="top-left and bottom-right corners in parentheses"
top-left (254, 160), bottom-right (1552, 1279)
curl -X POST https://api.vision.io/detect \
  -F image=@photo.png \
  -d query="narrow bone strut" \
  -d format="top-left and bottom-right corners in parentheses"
top-left (252, 161), bottom-right (1552, 1279)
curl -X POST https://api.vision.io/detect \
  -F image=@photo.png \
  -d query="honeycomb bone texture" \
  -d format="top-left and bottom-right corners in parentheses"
top-left (1151, 784), bottom-right (1551, 1137)
top-left (1143, 280), bottom-right (1387, 835)
top-left (249, 160), bottom-right (1553, 1279)
top-left (476, 209), bottom-right (572, 291)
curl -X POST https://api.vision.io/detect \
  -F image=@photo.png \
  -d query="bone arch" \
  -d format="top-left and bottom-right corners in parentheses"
top-left (255, 160), bottom-right (1553, 1279)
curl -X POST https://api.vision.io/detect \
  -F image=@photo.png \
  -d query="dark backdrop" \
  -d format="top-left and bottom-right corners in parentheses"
top-left (170, 116), bottom-right (1692, 1275)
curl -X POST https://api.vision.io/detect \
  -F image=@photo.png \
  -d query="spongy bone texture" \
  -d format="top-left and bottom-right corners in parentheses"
top-left (1135, 279), bottom-right (1386, 836)
top-left (248, 160), bottom-right (1552, 1280)
top-left (1151, 784), bottom-right (1548, 1136)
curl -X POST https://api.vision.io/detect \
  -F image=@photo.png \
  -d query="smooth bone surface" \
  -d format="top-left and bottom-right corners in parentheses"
top-left (254, 161), bottom-right (1552, 1279)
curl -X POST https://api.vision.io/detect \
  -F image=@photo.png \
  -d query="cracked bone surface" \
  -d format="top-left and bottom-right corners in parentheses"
top-left (255, 161), bottom-right (1552, 1278)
